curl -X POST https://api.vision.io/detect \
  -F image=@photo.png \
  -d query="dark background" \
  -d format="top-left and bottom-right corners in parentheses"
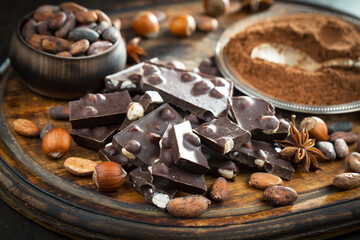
top-left (0, 0), bottom-right (359, 239)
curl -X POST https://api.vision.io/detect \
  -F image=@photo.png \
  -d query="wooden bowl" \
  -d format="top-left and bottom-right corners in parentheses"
top-left (8, 13), bottom-right (127, 100)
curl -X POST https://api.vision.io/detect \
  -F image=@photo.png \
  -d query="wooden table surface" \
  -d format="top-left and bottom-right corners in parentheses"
top-left (0, 1), bottom-right (360, 239)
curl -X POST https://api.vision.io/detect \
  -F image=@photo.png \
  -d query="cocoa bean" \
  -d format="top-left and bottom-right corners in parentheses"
top-left (327, 121), bottom-right (353, 134)
top-left (263, 185), bottom-right (298, 206)
top-left (87, 41), bottom-right (113, 55)
top-left (64, 157), bottom-right (97, 176)
top-left (36, 21), bottom-right (52, 35)
top-left (249, 172), bottom-right (283, 189)
top-left (112, 18), bottom-right (121, 31)
top-left (75, 10), bottom-right (98, 24)
top-left (35, 5), bottom-right (60, 14)
top-left (33, 11), bottom-right (55, 21)
top-left (94, 9), bottom-right (112, 26)
top-left (94, 21), bottom-right (109, 34)
top-left (316, 141), bottom-right (336, 160)
top-left (329, 131), bottom-right (359, 145)
top-left (333, 172), bottom-right (360, 189)
top-left (21, 19), bottom-right (37, 39)
top-left (166, 195), bottom-right (210, 218)
top-left (49, 11), bottom-right (67, 30)
top-left (69, 27), bottom-right (99, 42)
top-left (209, 177), bottom-right (228, 201)
top-left (334, 138), bottom-right (349, 159)
top-left (12, 119), bottom-right (39, 137)
top-left (26, 34), bottom-right (45, 50)
top-left (357, 140), bottom-right (360, 153)
top-left (49, 105), bottom-right (70, 120)
top-left (40, 36), bottom-right (70, 53)
top-left (70, 39), bottom-right (90, 56)
top-left (55, 10), bottom-right (76, 38)
top-left (40, 123), bottom-right (55, 139)
top-left (348, 152), bottom-right (360, 174)
top-left (60, 2), bottom-right (88, 12)
top-left (102, 26), bottom-right (120, 43)
top-left (194, 15), bottom-right (219, 32)
top-left (56, 51), bottom-right (72, 57)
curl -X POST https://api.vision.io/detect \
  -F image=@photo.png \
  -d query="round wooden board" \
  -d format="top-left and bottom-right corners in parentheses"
top-left (0, 1), bottom-right (360, 239)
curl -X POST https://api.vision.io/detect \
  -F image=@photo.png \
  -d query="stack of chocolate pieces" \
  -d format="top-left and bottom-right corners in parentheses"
top-left (68, 60), bottom-right (295, 209)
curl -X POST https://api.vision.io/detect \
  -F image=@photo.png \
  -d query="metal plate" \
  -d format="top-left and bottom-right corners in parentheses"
top-left (215, 6), bottom-right (360, 114)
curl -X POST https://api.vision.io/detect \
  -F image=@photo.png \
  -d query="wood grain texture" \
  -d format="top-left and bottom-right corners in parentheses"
top-left (0, 1), bottom-right (360, 239)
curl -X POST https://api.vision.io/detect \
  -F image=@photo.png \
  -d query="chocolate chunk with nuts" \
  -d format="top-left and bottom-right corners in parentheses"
top-left (194, 117), bottom-right (251, 154)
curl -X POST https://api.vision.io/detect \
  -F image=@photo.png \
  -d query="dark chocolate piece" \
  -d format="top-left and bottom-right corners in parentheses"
top-left (142, 62), bottom-right (233, 121)
top-left (184, 113), bottom-right (202, 129)
top-left (98, 143), bottom-right (130, 166)
top-left (194, 117), bottom-right (251, 154)
top-left (129, 167), bottom-right (177, 209)
top-left (169, 121), bottom-right (209, 174)
top-left (112, 103), bottom-right (182, 168)
top-left (69, 91), bottom-right (132, 129)
top-left (228, 140), bottom-right (295, 180)
top-left (71, 124), bottom-right (120, 150)
top-left (230, 96), bottom-right (279, 134)
top-left (252, 117), bottom-right (290, 143)
top-left (202, 146), bottom-right (238, 181)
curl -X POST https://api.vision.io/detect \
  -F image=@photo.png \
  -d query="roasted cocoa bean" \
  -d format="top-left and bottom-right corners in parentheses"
top-left (329, 131), bottom-right (359, 145)
top-left (209, 177), bottom-right (228, 201)
top-left (26, 34), bottom-right (45, 50)
top-left (327, 121), bottom-right (353, 134)
top-left (166, 195), bottom-right (210, 218)
top-left (94, 21), bottom-right (109, 34)
top-left (33, 11), bottom-right (55, 21)
top-left (12, 119), bottom-right (39, 137)
top-left (334, 138), bottom-right (349, 159)
top-left (348, 152), bottom-right (360, 174)
top-left (316, 141), bottom-right (337, 160)
top-left (49, 105), bottom-right (70, 120)
top-left (36, 21), bottom-right (52, 35)
top-left (87, 41), bottom-right (113, 55)
top-left (102, 26), bottom-right (120, 43)
top-left (94, 9), bottom-right (112, 26)
top-left (357, 139), bottom-right (360, 153)
top-left (249, 172), bottom-right (283, 189)
top-left (21, 19), bottom-right (37, 39)
top-left (60, 2), bottom-right (88, 12)
top-left (55, 10), bottom-right (76, 38)
top-left (35, 5), bottom-right (60, 14)
top-left (49, 11), bottom-right (67, 30)
top-left (40, 123), bottom-right (55, 139)
top-left (194, 15), bottom-right (219, 32)
top-left (333, 172), bottom-right (360, 189)
top-left (69, 27), bottom-right (99, 42)
top-left (56, 51), bottom-right (72, 57)
top-left (40, 36), bottom-right (70, 53)
top-left (112, 18), bottom-right (121, 31)
top-left (70, 39), bottom-right (90, 56)
top-left (263, 185), bottom-right (298, 206)
top-left (75, 10), bottom-right (98, 24)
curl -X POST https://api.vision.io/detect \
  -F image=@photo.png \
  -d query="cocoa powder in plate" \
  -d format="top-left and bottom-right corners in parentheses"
top-left (225, 14), bottom-right (360, 105)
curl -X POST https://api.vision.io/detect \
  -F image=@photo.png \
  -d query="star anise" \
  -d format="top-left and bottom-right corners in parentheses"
top-left (126, 37), bottom-right (147, 63)
top-left (275, 115), bottom-right (328, 172)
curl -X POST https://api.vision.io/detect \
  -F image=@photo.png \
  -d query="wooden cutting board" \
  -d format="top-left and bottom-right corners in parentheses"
top-left (0, 1), bottom-right (359, 239)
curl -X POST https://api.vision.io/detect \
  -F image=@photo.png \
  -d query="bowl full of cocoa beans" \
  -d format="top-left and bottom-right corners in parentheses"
top-left (9, 2), bottom-right (126, 100)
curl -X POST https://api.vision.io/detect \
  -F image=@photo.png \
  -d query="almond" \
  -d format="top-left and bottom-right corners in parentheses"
top-left (12, 119), bottom-right (39, 137)
top-left (209, 177), bottom-right (228, 201)
top-left (166, 195), bottom-right (210, 218)
top-left (249, 172), bottom-right (283, 189)
top-left (64, 157), bottom-right (98, 176)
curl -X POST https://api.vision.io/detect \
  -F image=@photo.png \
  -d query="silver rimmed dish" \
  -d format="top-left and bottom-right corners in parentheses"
top-left (215, 7), bottom-right (360, 114)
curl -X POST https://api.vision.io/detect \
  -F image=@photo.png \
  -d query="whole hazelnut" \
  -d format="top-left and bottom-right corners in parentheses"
top-left (93, 161), bottom-right (127, 192)
top-left (169, 14), bottom-right (196, 37)
top-left (204, 0), bottom-right (230, 17)
top-left (299, 116), bottom-right (328, 141)
top-left (132, 11), bottom-right (160, 38)
top-left (42, 128), bottom-right (72, 158)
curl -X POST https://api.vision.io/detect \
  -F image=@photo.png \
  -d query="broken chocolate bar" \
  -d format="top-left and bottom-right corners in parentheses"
top-left (71, 124), bottom-right (120, 150)
top-left (252, 117), bottom-right (290, 143)
top-left (112, 103), bottom-right (182, 168)
top-left (228, 140), bottom-right (295, 180)
top-left (129, 167), bottom-right (177, 209)
top-left (194, 117), bottom-right (251, 154)
top-left (98, 143), bottom-right (130, 166)
top-left (169, 121), bottom-right (209, 174)
top-left (142, 62), bottom-right (233, 121)
top-left (230, 96), bottom-right (279, 134)
top-left (69, 91), bottom-right (132, 129)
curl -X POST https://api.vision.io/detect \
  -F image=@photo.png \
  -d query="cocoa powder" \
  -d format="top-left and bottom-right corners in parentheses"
top-left (225, 14), bottom-right (360, 105)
